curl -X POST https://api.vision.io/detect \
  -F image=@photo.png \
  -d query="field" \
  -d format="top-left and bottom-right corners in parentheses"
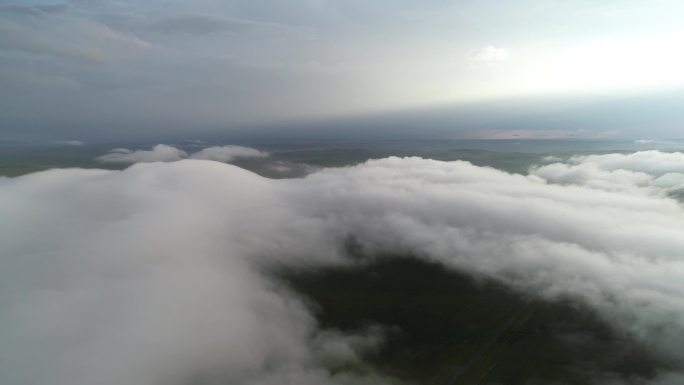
top-left (281, 257), bottom-right (673, 385)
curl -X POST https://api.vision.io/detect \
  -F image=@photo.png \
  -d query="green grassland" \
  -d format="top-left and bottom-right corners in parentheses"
top-left (0, 144), bottom-right (123, 177)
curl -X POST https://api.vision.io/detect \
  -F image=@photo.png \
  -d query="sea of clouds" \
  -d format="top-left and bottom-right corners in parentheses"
top-left (2, 150), bottom-right (684, 385)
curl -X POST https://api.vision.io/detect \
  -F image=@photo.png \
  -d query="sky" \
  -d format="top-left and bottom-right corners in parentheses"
top-left (1, 0), bottom-right (684, 141)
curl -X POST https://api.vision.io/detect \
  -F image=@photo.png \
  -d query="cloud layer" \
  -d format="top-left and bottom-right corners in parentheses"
top-left (190, 145), bottom-right (269, 162)
top-left (532, 150), bottom-right (684, 195)
top-left (97, 144), bottom-right (268, 163)
top-left (2, 151), bottom-right (684, 384)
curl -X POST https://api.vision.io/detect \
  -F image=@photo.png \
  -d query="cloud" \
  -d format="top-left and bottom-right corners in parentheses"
top-left (55, 140), bottom-right (84, 146)
top-left (4, 0), bottom-right (684, 142)
top-left (96, 144), bottom-right (188, 163)
top-left (291, 154), bottom-right (684, 366)
top-left (97, 144), bottom-right (269, 164)
top-left (150, 15), bottom-right (249, 35)
top-left (0, 14), bottom-right (150, 64)
top-left (0, 161), bottom-right (387, 385)
top-left (475, 129), bottom-right (579, 139)
top-left (468, 45), bottom-right (508, 68)
top-left (3, 152), bottom-right (684, 384)
top-left (190, 145), bottom-right (269, 162)
top-left (531, 150), bottom-right (684, 194)
top-left (148, 15), bottom-right (310, 37)
top-left (0, 4), bottom-right (68, 16)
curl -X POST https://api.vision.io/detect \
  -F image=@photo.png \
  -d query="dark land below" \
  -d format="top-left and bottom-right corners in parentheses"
top-left (281, 257), bottom-right (674, 385)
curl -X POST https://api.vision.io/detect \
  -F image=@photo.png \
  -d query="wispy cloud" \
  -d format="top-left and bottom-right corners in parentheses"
top-left (55, 140), bottom-right (85, 146)
top-left (467, 45), bottom-right (508, 68)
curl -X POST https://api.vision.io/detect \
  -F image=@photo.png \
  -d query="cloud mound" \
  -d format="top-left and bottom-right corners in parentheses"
top-left (531, 150), bottom-right (684, 194)
top-left (3, 151), bottom-right (684, 384)
top-left (0, 161), bottom-right (383, 385)
top-left (190, 145), bottom-right (269, 162)
top-left (97, 144), bottom-right (268, 164)
top-left (96, 144), bottom-right (188, 163)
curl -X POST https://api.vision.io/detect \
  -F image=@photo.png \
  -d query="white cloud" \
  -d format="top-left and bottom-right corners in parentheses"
top-left (531, 150), bottom-right (684, 194)
top-left (0, 160), bottom-right (385, 385)
top-left (468, 45), bottom-right (508, 68)
top-left (97, 144), bottom-right (269, 164)
top-left (3, 152), bottom-right (684, 384)
top-left (96, 144), bottom-right (188, 163)
top-left (190, 145), bottom-right (269, 162)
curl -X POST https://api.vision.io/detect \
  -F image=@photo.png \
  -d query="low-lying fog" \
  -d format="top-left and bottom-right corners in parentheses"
top-left (2, 148), bottom-right (684, 384)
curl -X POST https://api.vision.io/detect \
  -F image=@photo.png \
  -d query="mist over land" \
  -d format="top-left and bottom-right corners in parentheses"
top-left (3, 141), bottom-right (684, 384)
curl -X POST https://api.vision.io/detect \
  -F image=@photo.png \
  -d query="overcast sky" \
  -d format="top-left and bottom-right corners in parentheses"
top-left (1, 0), bottom-right (684, 141)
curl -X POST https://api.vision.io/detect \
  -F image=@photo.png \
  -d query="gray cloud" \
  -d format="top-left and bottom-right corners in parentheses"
top-left (3, 151), bottom-right (684, 384)
top-left (0, 4), bottom-right (68, 16)
top-left (55, 140), bottom-right (85, 146)
top-left (150, 15), bottom-right (253, 35)
top-left (0, 13), bottom-right (150, 64)
top-left (2, 0), bottom-right (684, 141)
